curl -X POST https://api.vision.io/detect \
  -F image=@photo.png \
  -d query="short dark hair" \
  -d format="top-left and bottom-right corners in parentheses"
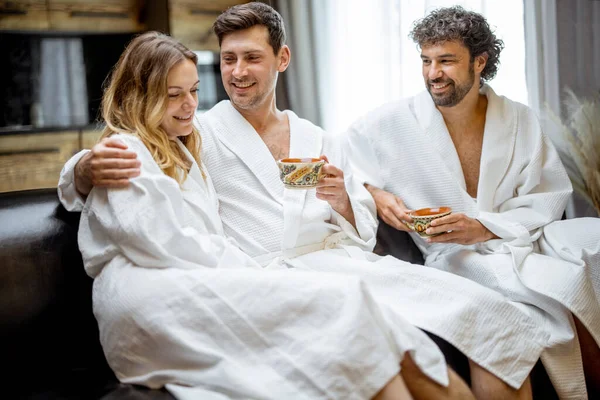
top-left (213, 2), bottom-right (286, 54)
top-left (409, 6), bottom-right (504, 84)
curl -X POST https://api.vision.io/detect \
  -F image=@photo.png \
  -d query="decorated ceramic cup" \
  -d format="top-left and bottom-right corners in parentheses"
top-left (277, 158), bottom-right (325, 189)
top-left (404, 207), bottom-right (452, 237)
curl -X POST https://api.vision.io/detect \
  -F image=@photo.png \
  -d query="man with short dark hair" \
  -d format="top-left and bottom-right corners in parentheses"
top-left (346, 6), bottom-right (600, 399)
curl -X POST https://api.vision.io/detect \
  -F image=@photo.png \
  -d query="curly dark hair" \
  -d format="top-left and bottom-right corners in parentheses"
top-left (409, 6), bottom-right (504, 85)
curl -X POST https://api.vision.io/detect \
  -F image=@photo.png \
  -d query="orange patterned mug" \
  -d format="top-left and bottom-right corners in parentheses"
top-left (277, 158), bottom-right (325, 189)
top-left (403, 207), bottom-right (452, 237)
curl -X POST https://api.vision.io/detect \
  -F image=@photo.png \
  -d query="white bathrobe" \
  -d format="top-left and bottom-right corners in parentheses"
top-left (345, 85), bottom-right (600, 399)
top-left (74, 133), bottom-right (449, 400)
top-left (197, 101), bottom-right (547, 390)
top-left (59, 101), bottom-right (548, 391)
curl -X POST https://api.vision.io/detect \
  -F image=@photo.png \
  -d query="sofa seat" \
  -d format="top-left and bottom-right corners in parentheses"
top-left (0, 189), bottom-right (174, 400)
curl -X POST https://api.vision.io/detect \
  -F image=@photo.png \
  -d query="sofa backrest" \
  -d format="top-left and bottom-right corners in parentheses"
top-left (374, 216), bottom-right (425, 265)
top-left (0, 189), bottom-right (113, 389)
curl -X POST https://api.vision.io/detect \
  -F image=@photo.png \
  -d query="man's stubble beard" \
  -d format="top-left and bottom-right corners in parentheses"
top-left (231, 81), bottom-right (277, 111)
top-left (428, 63), bottom-right (475, 107)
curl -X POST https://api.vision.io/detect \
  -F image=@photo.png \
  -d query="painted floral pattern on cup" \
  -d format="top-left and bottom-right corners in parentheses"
top-left (404, 207), bottom-right (452, 238)
top-left (277, 158), bottom-right (325, 189)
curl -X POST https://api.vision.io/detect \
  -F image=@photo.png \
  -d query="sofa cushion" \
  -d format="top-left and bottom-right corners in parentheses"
top-left (0, 189), bottom-right (173, 399)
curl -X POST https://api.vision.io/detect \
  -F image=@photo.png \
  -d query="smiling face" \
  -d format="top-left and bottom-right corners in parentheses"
top-left (160, 59), bottom-right (199, 140)
top-left (219, 25), bottom-right (290, 111)
top-left (420, 40), bottom-right (485, 108)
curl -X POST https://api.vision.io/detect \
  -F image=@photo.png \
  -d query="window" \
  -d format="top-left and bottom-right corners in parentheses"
top-left (323, 0), bottom-right (527, 133)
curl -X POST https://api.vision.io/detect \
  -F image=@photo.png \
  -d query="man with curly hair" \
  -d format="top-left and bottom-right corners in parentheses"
top-left (346, 6), bottom-right (600, 399)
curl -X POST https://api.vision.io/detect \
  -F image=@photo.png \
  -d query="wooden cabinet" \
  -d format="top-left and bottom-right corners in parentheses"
top-left (1, 0), bottom-right (248, 47)
top-left (0, 0), bottom-right (50, 30)
top-left (47, 0), bottom-right (145, 32)
top-left (0, 0), bottom-right (145, 33)
top-left (168, 0), bottom-right (246, 51)
top-left (0, 131), bottom-right (79, 192)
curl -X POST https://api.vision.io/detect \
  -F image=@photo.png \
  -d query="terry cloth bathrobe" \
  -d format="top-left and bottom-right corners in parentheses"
top-left (71, 133), bottom-right (447, 400)
top-left (59, 101), bottom-right (548, 392)
top-left (344, 85), bottom-right (600, 399)
top-left (196, 101), bottom-right (547, 390)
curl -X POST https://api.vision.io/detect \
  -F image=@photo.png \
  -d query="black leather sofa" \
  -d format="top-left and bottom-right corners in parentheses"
top-left (0, 189), bottom-right (174, 400)
top-left (1, 188), bottom-right (558, 399)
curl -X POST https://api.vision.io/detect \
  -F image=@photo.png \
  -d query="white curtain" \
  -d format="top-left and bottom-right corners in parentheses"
top-left (39, 38), bottom-right (89, 127)
top-left (276, 0), bottom-right (330, 126)
top-left (318, 0), bottom-right (528, 134)
top-left (525, 0), bottom-right (600, 218)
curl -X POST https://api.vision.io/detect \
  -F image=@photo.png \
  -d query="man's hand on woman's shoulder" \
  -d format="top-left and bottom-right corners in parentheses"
top-left (74, 136), bottom-right (141, 197)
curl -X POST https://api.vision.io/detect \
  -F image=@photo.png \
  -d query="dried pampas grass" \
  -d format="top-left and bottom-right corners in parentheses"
top-left (548, 89), bottom-right (600, 215)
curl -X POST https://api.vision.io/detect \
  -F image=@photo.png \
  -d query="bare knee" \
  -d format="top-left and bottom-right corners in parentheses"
top-left (400, 352), bottom-right (475, 400)
top-left (574, 315), bottom-right (600, 396)
top-left (469, 360), bottom-right (532, 400)
top-left (372, 374), bottom-right (414, 400)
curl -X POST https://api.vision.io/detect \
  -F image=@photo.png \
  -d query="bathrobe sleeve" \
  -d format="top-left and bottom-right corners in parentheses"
top-left (57, 149), bottom-right (90, 212)
top-left (79, 135), bottom-right (260, 277)
top-left (476, 106), bottom-right (573, 244)
top-left (331, 133), bottom-right (378, 251)
top-left (344, 115), bottom-right (385, 189)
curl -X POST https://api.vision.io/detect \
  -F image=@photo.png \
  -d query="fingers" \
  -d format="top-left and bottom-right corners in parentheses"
top-left (91, 157), bottom-right (141, 170)
top-left (315, 192), bottom-right (337, 201)
top-left (92, 179), bottom-right (132, 189)
top-left (319, 154), bottom-right (330, 163)
top-left (429, 213), bottom-right (460, 227)
top-left (93, 138), bottom-right (138, 159)
top-left (315, 187), bottom-right (341, 197)
top-left (382, 211), bottom-right (412, 232)
top-left (101, 137), bottom-right (129, 150)
top-left (320, 163), bottom-right (342, 177)
top-left (92, 168), bottom-right (141, 181)
top-left (381, 201), bottom-right (413, 231)
top-left (316, 176), bottom-right (342, 188)
top-left (89, 138), bottom-right (140, 189)
top-left (427, 231), bottom-right (462, 243)
top-left (92, 146), bottom-right (138, 160)
top-left (426, 223), bottom-right (454, 236)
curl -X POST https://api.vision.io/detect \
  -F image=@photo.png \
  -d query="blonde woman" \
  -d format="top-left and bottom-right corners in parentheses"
top-left (74, 31), bottom-right (466, 400)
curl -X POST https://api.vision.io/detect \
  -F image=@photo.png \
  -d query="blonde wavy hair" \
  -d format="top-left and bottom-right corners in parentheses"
top-left (100, 31), bottom-right (202, 184)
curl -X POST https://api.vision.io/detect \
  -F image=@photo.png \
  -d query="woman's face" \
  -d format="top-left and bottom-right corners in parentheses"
top-left (161, 59), bottom-right (199, 139)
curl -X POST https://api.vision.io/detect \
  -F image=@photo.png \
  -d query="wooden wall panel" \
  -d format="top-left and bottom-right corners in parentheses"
top-left (0, 132), bottom-right (79, 192)
top-left (81, 129), bottom-right (103, 150)
top-left (47, 0), bottom-right (145, 32)
top-left (0, 0), bottom-right (50, 30)
top-left (169, 0), bottom-right (247, 51)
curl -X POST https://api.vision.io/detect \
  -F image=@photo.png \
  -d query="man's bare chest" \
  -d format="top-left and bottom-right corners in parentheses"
top-left (450, 132), bottom-right (483, 197)
top-left (262, 129), bottom-right (290, 161)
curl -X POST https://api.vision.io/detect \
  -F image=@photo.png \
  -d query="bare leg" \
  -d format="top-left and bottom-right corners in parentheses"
top-left (400, 352), bottom-right (475, 400)
top-left (574, 315), bottom-right (600, 397)
top-left (372, 374), bottom-right (414, 400)
top-left (469, 360), bottom-right (532, 400)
